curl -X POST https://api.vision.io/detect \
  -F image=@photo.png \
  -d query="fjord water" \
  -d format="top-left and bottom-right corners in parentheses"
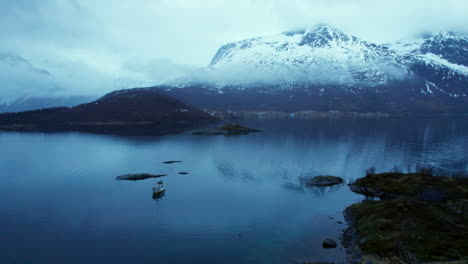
top-left (0, 117), bottom-right (467, 264)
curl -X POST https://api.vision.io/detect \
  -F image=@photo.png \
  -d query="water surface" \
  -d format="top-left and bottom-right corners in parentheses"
top-left (0, 117), bottom-right (467, 264)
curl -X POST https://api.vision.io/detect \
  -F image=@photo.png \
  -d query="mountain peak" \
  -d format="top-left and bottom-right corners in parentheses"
top-left (431, 31), bottom-right (467, 41)
top-left (299, 24), bottom-right (354, 46)
top-left (308, 24), bottom-right (343, 34)
top-left (419, 30), bottom-right (468, 66)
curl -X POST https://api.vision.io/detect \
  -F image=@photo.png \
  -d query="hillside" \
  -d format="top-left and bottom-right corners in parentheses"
top-left (0, 88), bottom-right (216, 135)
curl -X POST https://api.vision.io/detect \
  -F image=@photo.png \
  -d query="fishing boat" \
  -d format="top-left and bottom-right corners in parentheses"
top-left (153, 180), bottom-right (165, 196)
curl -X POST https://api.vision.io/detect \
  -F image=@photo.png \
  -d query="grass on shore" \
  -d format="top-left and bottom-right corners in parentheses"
top-left (352, 172), bottom-right (468, 200)
top-left (348, 198), bottom-right (468, 262)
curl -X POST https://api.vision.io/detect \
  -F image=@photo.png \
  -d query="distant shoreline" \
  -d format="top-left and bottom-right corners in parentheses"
top-left (211, 110), bottom-right (468, 120)
top-left (0, 122), bottom-right (204, 136)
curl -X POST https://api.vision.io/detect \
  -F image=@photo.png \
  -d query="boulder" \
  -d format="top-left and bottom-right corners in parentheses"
top-left (322, 238), bottom-right (337, 248)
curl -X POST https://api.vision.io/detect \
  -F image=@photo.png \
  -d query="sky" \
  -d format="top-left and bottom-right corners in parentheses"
top-left (1, 0), bottom-right (467, 101)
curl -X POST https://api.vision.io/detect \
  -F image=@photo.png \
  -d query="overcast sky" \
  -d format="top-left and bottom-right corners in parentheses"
top-left (1, 0), bottom-right (467, 100)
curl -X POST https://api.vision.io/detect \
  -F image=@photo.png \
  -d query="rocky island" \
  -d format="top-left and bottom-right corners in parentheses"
top-left (343, 172), bottom-right (468, 264)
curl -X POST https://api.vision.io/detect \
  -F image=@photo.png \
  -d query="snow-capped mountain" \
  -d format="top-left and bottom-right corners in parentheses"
top-left (209, 25), bottom-right (407, 86)
top-left (158, 25), bottom-right (468, 114)
top-left (419, 31), bottom-right (468, 66)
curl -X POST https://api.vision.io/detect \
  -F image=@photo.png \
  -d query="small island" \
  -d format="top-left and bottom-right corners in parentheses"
top-left (343, 172), bottom-right (468, 264)
top-left (192, 124), bottom-right (262, 135)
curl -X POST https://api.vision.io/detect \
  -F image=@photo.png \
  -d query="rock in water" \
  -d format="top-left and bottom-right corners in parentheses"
top-left (322, 238), bottom-right (337, 248)
top-left (163, 161), bottom-right (182, 164)
top-left (116, 173), bottom-right (166, 181)
top-left (305, 176), bottom-right (344, 187)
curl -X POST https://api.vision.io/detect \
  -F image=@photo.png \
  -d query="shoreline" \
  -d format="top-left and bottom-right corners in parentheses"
top-left (208, 110), bottom-right (468, 120)
top-left (341, 172), bottom-right (468, 264)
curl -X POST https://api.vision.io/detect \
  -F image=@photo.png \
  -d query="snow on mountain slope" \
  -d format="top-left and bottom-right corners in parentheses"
top-left (207, 26), bottom-right (468, 85)
top-left (160, 25), bottom-right (468, 113)
top-left (419, 31), bottom-right (468, 66)
top-left (389, 31), bottom-right (468, 74)
top-left (209, 25), bottom-right (406, 86)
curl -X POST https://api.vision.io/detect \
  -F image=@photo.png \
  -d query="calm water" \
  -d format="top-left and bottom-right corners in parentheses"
top-left (0, 117), bottom-right (467, 264)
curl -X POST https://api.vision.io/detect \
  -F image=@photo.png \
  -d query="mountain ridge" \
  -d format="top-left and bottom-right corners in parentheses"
top-left (158, 25), bottom-right (468, 114)
top-left (0, 88), bottom-right (216, 135)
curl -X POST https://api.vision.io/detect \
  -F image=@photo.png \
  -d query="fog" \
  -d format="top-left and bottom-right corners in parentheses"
top-left (1, 0), bottom-right (467, 101)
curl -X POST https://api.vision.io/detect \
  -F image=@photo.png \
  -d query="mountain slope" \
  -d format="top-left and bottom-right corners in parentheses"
top-left (0, 88), bottom-right (216, 135)
top-left (160, 25), bottom-right (468, 114)
top-left (209, 25), bottom-right (405, 86)
top-left (419, 32), bottom-right (468, 66)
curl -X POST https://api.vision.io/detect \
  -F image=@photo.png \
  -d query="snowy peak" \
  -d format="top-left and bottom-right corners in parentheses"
top-left (298, 25), bottom-right (355, 47)
top-left (210, 25), bottom-right (359, 66)
top-left (163, 26), bottom-right (468, 114)
top-left (419, 31), bottom-right (468, 66)
top-left (207, 26), bottom-right (468, 85)
top-left (207, 25), bottom-right (407, 86)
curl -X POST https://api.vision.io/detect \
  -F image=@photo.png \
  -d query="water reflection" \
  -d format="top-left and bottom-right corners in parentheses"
top-left (152, 191), bottom-right (166, 200)
top-left (214, 159), bottom-right (256, 182)
top-left (304, 184), bottom-right (346, 197)
top-left (282, 183), bottom-right (304, 192)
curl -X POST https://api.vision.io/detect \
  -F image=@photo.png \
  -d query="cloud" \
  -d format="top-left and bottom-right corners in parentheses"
top-left (177, 60), bottom-right (408, 87)
top-left (0, 54), bottom-right (60, 103)
top-left (0, 0), bottom-right (467, 99)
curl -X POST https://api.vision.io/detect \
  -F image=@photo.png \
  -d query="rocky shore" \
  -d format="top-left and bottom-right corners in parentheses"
top-left (342, 172), bottom-right (468, 264)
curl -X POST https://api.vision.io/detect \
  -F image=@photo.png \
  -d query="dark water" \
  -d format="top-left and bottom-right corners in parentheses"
top-left (0, 117), bottom-right (467, 264)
